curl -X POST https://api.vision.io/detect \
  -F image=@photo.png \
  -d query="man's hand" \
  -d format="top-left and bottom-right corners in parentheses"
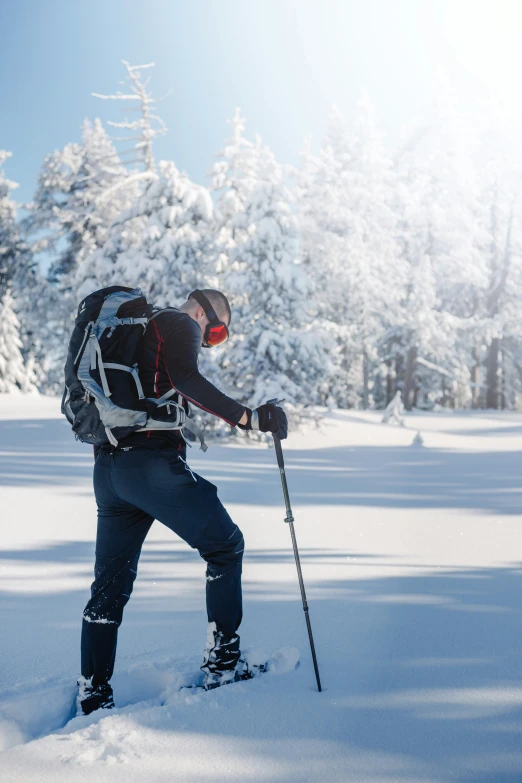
top-left (238, 403), bottom-right (288, 440)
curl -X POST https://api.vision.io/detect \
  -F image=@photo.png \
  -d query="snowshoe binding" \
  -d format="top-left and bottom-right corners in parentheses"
top-left (200, 625), bottom-right (243, 690)
top-left (198, 624), bottom-right (295, 691)
top-left (77, 677), bottom-right (115, 716)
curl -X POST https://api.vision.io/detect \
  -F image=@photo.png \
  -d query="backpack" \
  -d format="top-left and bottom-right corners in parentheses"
top-left (62, 285), bottom-right (207, 450)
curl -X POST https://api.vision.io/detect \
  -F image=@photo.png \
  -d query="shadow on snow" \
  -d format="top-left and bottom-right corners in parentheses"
top-left (1, 555), bottom-right (522, 781)
top-left (1, 417), bottom-right (522, 516)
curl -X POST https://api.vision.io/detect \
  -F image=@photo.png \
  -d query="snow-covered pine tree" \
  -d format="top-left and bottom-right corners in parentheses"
top-left (23, 119), bottom-right (135, 390)
top-left (76, 62), bottom-right (214, 302)
top-left (0, 289), bottom-right (37, 393)
top-left (0, 150), bottom-right (38, 393)
top-left (389, 85), bottom-right (485, 409)
top-left (383, 254), bottom-right (456, 409)
top-left (0, 150), bottom-right (18, 286)
top-left (81, 159), bottom-right (213, 304)
top-left (216, 127), bottom-right (331, 413)
top-left (298, 96), bottom-right (402, 409)
top-left (210, 109), bottom-right (262, 236)
top-left (208, 108), bottom-right (268, 304)
top-left (473, 113), bottom-right (522, 410)
top-left (26, 118), bottom-right (133, 284)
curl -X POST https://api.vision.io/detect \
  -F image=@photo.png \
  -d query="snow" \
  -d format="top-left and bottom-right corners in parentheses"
top-left (1, 395), bottom-right (522, 781)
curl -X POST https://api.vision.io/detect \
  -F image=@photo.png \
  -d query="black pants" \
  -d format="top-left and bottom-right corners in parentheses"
top-left (81, 448), bottom-right (244, 687)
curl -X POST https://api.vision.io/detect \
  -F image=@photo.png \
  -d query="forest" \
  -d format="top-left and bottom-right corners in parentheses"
top-left (1, 61), bottom-right (520, 415)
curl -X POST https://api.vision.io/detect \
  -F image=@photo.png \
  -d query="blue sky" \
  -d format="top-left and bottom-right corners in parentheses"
top-left (1, 0), bottom-right (520, 204)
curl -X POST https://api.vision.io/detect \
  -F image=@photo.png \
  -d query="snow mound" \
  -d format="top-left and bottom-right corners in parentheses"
top-left (410, 430), bottom-right (424, 447)
top-left (0, 648), bottom-right (301, 755)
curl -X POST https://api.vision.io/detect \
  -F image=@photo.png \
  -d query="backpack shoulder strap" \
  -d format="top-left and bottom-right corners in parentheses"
top-left (149, 307), bottom-right (180, 323)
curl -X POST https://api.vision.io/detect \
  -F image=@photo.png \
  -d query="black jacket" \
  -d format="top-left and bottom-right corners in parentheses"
top-left (121, 308), bottom-right (245, 450)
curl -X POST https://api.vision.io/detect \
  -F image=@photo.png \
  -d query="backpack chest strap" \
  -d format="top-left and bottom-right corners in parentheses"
top-left (103, 363), bottom-right (145, 399)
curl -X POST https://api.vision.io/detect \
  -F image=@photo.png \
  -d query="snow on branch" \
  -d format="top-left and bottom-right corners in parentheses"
top-left (416, 356), bottom-right (455, 379)
top-left (124, 61), bottom-right (155, 72)
top-left (96, 170), bottom-right (157, 206)
top-left (416, 357), bottom-right (485, 389)
top-left (92, 93), bottom-right (140, 102)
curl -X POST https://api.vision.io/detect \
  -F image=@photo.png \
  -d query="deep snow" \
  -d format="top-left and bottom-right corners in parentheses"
top-left (1, 396), bottom-right (522, 781)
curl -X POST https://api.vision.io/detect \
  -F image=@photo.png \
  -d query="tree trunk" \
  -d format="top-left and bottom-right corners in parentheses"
top-left (499, 346), bottom-right (505, 410)
top-left (486, 338), bottom-right (500, 409)
top-left (441, 378), bottom-right (448, 408)
top-left (403, 347), bottom-right (417, 411)
top-left (362, 347), bottom-right (369, 410)
top-left (386, 360), bottom-right (394, 406)
top-left (471, 345), bottom-right (481, 409)
top-left (485, 205), bottom-right (511, 410)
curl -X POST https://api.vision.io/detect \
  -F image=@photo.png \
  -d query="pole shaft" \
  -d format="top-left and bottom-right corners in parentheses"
top-left (287, 517), bottom-right (322, 692)
top-left (273, 432), bottom-right (322, 693)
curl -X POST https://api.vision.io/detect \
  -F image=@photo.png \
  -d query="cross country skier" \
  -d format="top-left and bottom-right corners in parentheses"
top-left (78, 289), bottom-right (288, 715)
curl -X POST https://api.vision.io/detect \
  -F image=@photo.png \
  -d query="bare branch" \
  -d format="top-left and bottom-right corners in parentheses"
top-left (92, 92), bottom-right (140, 102)
top-left (122, 60), bottom-right (155, 71)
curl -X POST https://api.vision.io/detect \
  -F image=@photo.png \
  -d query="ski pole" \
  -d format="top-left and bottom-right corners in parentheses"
top-left (267, 398), bottom-right (322, 693)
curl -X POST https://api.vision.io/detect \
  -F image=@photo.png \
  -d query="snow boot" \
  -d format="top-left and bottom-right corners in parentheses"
top-left (77, 676), bottom-right (115, 716)
top-left (201, 624), bottom-right (242, 690)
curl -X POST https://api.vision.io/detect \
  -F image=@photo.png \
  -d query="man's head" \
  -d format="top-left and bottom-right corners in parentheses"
top-left (180, 289), bottom-right (231, 346)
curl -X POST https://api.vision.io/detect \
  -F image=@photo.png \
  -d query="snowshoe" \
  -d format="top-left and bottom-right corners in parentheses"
top-left (202, 654), bottom-right (268, 690)
top-left (193, 641), bottom-right (299, 693)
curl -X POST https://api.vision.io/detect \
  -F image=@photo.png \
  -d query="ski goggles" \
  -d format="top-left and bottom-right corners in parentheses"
top-left (189, 289), bottom-right (230, 347)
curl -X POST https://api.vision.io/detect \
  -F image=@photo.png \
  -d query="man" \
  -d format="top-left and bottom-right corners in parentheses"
top-left (78, 289), bottom-right (288, 715)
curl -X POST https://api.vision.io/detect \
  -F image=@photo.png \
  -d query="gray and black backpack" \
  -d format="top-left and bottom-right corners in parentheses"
top-left (62, 285), bottom-right (206, 450)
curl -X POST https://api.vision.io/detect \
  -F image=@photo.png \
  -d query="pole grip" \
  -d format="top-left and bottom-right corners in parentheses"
top-left (266, 398), bottom-right (286, 469)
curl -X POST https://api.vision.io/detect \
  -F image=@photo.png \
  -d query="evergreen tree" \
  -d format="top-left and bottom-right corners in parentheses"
top-left (0, 150), bottom-right (20, 292)
top-left (0, 289), bottom-right (37, 393)
top-left (82, 159), bottom-right (213, 304)
top-left (0, 150), bottom-right (38, 392)
top-left (208, 109), bottom-right (266, 289)
top-left (15, 65), bottom-right (522, 413)
top-left (24, 120), bottom-right (134, 389)
top-left (474, 122), bottom-right (522, 409)
top-left (298, 97), bottom-right (402, 408)
top-left (26, 118), bottom-right (132, 284)
top-left (76, 61), bottom-right (211, 301)
top-left (390, 86), bottom-right (485, 409)
top-left (211, 110), bottom-right (262, 228)
top-left (216, 125), bottom-right (331, 411)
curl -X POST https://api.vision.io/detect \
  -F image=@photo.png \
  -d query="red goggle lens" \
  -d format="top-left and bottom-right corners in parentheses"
top-left (206, 323), bottom-right (229, 346)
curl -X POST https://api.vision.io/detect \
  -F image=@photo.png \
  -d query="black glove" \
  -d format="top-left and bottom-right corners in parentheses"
top-left (238, 403), bottom-right (288, 439)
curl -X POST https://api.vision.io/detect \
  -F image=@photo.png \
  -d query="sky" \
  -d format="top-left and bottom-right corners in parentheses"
top-left (1, 0), bottom-right (522, 204)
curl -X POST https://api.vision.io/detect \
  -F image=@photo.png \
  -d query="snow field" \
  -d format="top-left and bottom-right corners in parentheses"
top-left (1, 396), bottom-right (522, 781)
